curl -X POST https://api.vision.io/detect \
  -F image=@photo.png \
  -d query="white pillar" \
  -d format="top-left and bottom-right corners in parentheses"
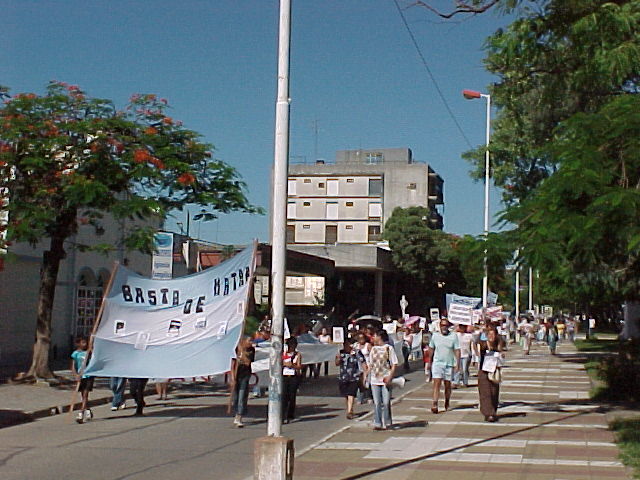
top-left (267, 0), bottom-right (291, 438)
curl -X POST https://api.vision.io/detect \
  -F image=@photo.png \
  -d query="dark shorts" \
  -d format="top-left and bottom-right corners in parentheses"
top-left (339, 380), bottom-right (359, 397)
top-left (78, 377), bottom-right (94, 392)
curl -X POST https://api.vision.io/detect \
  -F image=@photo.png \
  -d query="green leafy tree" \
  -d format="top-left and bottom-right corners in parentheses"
top-left (0, 82), bottom-right (261, 378)
top-left (455, 232), bottom-right (515, 307)
top-left (464, 0), bottom-right (640, 205)
top-left (383, 207), bottom-right (466, 309)
top-left (503, 95), bottom-right (640, 335)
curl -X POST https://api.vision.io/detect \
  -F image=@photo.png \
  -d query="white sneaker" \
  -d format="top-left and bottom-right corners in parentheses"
top-left (75, 411), bottom-right (84, 424)
top-left (118, 401), bottom-right (127, 410)
top-left (111, 406), bottom-right (118, 411)
top-left (84, 409), bottom-right (93, 422)
top-left (233, 415), bottom-right (244, 427)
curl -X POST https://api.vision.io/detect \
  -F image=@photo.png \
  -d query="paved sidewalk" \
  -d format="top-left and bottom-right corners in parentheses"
top-left (295, 340), bottom-right (632, 480)
top-left (0, 372), bottom-right (220, 428)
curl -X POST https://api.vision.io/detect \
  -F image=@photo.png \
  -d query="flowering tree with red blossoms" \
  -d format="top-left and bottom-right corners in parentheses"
top-left (0, 82), bottom-right (260, 379)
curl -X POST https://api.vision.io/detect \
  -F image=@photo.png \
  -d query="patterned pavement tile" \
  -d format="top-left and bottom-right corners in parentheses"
top-left (293, 341), bottom-right (631, 480)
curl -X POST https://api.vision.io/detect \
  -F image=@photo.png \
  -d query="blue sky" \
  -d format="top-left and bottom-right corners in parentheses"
top-left (3, 1), bottom-right (511, 244)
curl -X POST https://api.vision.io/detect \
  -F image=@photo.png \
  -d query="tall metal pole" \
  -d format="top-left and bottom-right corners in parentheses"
top-left (481, 94), bottom-right (491, 312)
top-left (267, 0), bottom-right (291, 438)
top-left (515, 251), bottom-right (520, 320)
top-left (528, 266), bottom-right (533, 311)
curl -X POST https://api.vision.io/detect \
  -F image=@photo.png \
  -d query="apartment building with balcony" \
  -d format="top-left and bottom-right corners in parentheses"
top-left (281, 148), bottom-right (444, 318)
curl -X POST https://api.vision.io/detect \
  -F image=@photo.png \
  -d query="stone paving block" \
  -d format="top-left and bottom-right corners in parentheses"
top-left (294, 341), bottom-right (632, 480)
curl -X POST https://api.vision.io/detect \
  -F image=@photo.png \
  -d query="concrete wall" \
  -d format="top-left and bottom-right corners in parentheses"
top-left (0, 217), bottom-right (156, 376)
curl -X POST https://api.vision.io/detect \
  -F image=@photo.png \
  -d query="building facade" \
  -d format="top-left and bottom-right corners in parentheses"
top-left (286, 147), bottom-right (443, 246)
top-left (283, 148), bottom-right (444, 318)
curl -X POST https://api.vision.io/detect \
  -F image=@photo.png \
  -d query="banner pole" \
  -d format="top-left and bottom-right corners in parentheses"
top-left (227, 240), bottom-right (259, 414)
top-left (67, 261), bottom-right (119, 422)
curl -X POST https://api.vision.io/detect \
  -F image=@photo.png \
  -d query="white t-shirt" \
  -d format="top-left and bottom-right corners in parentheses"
top-left (456, 332), bottom-right (473, 358)
top-left (318, 334), bottom-right (331, 344)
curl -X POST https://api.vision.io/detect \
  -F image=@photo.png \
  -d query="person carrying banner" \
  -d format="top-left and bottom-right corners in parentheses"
top-left (110, 377), bottom-right (127, 411)
top-left (282, 337), bottom-right (303, 424)
top-left (231, 336), bottom-right (255, 427)
top-left (129, 378), bottom-right (148, 416)
top-left (71, 336), bottom-right (95, 424)
top-left (425, 319), bottom-right (460, 414)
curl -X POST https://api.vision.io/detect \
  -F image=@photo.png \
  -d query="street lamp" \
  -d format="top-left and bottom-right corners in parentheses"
top-left (462, 89), bottom-right (491, 313)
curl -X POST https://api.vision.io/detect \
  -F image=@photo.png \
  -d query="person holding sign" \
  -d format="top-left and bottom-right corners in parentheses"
top-left (425, 319), bottom-right (460, 414)
top-left (477, 327), bottom-right (505, 422)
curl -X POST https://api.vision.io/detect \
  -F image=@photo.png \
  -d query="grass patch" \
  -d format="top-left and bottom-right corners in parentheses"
top-left (611, 417), bottom-right (640, 478)
top-left (574, 335), bottom-right (619, 353)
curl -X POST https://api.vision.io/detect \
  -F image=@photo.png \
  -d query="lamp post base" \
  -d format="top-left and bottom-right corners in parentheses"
top-left (254, 436), bottom-right (294, 480)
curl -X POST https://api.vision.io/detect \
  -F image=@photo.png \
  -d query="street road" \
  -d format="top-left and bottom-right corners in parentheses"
top-left (0, 367), bottom-right (426, 480)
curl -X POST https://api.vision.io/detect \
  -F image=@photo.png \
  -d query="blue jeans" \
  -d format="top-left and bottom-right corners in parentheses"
top-left (110, 377), bottom-right (127, 408)
top-left (455, 357), bottom-right (471, 386)
top-left (371, 383), bottom-right (392, 428)
top-left (232, 374), bottom-right (251, 416)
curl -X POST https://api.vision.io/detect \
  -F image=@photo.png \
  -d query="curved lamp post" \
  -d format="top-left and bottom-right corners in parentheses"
top-left (462, 89), bottom-right (491, 313)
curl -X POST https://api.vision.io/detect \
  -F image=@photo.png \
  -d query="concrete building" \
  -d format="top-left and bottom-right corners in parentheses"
top-left (285, 148), bottom-right (444, 318)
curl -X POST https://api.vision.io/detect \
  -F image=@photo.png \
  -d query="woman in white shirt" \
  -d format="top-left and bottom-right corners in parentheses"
top-left (317, 327), bottom-right (332, 376)
top-left (365, 330), bottom-right (398, 430)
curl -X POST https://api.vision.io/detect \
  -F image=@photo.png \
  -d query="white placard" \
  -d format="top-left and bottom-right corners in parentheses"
top-left (383, 322), bottom-right (397, 335)
top-left (482, 355), bottom-right (498, 373)
top-left (332, 327), bottom-right (344, 344)
top-left (449, 302), bottom-right (473, 325)
top-left (429, 308), bottom-right (440, 321)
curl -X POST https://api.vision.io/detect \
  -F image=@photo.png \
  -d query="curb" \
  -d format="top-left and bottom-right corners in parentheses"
top-left (0, 386), bottom-right (158, 429)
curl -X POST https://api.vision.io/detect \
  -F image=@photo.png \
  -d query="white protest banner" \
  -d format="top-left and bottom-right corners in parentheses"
top-left (85, 244), bottom-right (256, 378)
top-left (429, 308), bottom-right (440, 322)
top-left (448, 302), bottom-right (473, 325)
top-left (487, 291), bottom-right (499, 307)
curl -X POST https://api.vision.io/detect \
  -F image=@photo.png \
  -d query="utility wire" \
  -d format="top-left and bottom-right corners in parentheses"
top-left (392, 0), bottom-right (474, 149)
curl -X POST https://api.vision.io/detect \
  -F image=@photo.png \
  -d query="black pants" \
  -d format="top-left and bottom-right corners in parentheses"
top-left (282, 375), bottom-right (300, 421)
top-left (402, 345), bottom-right (411, 372)
top-left (129, 378), bottom-right (148, 413)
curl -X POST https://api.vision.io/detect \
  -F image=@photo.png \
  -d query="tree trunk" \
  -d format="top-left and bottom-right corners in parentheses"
top-left (26, 234), bottom-right (66, 379)
top-left (622, 300), bottom-right (640, 340)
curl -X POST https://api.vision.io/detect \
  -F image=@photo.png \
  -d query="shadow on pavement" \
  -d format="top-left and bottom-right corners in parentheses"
top-left (338, 410), bottom-right (596, 480)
